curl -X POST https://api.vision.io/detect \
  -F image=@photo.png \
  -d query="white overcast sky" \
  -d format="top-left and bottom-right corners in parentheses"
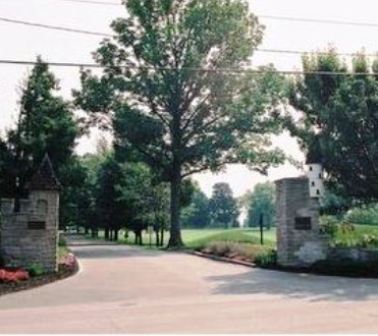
top-left (0, 0), bottom-right (377, 197)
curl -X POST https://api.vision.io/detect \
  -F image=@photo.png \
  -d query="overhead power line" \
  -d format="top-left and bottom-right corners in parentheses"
top-left (0, 58), bottom-right (376, 76)
top-left (52, 0), bottom-right (378, 28)
top-left (0, 16), bottom-right (376, 58)
top-left (259, 15), bottom-right (378, 28)
top-left (0, 16), bottom-right (111, 37)
top-left (57, 0), bottom-right (121, 5)
top-left (256, 48), bottom-right (377, 58)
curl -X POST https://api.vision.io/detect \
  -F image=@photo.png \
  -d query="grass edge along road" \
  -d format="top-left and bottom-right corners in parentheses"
top-left (87, 228), bottom-right (276, 249)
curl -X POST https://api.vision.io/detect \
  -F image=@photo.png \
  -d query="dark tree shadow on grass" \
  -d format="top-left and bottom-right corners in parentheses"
top-left (207, 268), bottom-right (378, 302)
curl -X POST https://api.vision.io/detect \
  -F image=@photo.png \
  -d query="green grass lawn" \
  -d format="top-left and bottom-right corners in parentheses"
top-left (86, 223), bottom-right (378, 250)
top-left (113, 227), bottom-right (276, 250)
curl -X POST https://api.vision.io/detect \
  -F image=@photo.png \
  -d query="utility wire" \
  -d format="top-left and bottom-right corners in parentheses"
top-left (259, 15), bottom-right (378, 28)
top-left (57, 0), bottom-right (120, 5)
top-left (0, 58), bottom-right (376, 76)
top-left (0, 16), bottom-right (376, 58)
top-left (0, 16), bottom-right (112, 37)
top-left (52, 0), bottom-right (378, 28)
top-left (256, 48), bottom-right (377, 58)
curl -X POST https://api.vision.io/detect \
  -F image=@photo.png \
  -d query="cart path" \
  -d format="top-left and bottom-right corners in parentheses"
top-left (1, 235), bottom-right (378, 333)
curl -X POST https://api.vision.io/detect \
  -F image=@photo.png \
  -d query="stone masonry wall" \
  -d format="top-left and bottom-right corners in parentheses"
top-left (275, 177), bottom-right (328, 267)
top-left (0, 191), bottom-right (59, 273)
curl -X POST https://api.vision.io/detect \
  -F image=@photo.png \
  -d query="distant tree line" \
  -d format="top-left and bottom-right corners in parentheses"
top-left (181, 182), bottom-right (240, 229)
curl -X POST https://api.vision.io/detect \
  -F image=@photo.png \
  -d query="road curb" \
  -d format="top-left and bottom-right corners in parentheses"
top-left (187, 250), bottom-right (256, 268)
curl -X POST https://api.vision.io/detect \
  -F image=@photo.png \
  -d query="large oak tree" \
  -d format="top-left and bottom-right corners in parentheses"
top-left (75, 0), bottom-right (286, 247)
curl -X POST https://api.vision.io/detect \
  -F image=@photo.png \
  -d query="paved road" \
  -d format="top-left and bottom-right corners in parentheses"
top-left (1, 235), bottom-right (378, 333)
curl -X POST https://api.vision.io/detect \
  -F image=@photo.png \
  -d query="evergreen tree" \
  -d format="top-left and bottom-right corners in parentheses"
top-left (2, 57), bottom-right (80, 225)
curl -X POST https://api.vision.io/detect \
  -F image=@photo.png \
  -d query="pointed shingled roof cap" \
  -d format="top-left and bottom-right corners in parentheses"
top-left (28, 154), bottom-right (61, 191)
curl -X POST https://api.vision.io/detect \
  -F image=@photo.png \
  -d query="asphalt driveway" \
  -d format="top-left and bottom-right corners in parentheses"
top-left (1, 235), bottom-right (378, 333)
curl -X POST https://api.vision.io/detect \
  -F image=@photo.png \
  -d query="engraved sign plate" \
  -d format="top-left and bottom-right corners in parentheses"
top-left (28, 221), bottom-right (46, 230)
top-left (294, 217), bottom-right (312, 231)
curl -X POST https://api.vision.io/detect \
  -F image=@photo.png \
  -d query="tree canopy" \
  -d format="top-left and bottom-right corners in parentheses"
top-left (75, 0), bottom-right (287, 247)
top-left (181, 183), bottom-right (210, 228)
top-left (287, 50), bottom-right (378, 201)
top-left (1, 58), bottom-right (81, 225)
top-left (209, 182), bottom-right (240, 228)
top-left (245, 182), bottom-right (275, 229)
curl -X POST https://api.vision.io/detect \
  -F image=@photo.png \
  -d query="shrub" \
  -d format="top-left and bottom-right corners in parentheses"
top-left (254, 249), bottom-right (277, 267)
top-left (60, 253), bottom-right (77, 271)
top-left (332, 224), bottom-right (378, 248)
top-left (345, 204), bottom-right (378, 225)
top-left (319, 216), bottom-right (339, 236)
top-left (203, 241), bottom-right (232, 257)
top-left (27, 263), bottom-right (45, 276)
top-left (59, 234), bottom-right (67, 247)
top-left (360, 234), bottom-right (378, 248)
top-left (340, 222), bottom-right (355, 234)
top-left (202, 241), bottom-right (269, 263)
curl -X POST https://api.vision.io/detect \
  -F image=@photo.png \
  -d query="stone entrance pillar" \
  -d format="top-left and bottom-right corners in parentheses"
top-left (275, 177), bottom-right (328, 267)
top-left (0, 154), bottom-right (60, 273)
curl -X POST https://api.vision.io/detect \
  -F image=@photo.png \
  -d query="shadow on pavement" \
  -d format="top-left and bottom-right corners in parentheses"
top-left (73, 246), bottom-right (164, 259)
top-left (207, 268), bottom-right (378, 302)
top-left (66, 234), bottom-right (164, 259)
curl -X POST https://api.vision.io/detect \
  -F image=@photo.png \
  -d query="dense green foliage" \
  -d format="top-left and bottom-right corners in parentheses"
top-left (287, 50), bottom-right (378, 201)
top-left (0, 58), bottom-right (81, 228)
top-left (344, 204), bottom-right (378, 226)
top-left (320, 214), bottom-right (378, 248)
top-left (209, 183), bottom-right (240, 228)
top-left (75, 0), bottom-right (286, 247)
top-left (95, 155), bottom-right (126, 241)
top-left (181, 184), bottom-right (210, 228)
top-left (245, 182), bottom-right (275, 229)
top-left (320, 188), bottom-right (351, 217)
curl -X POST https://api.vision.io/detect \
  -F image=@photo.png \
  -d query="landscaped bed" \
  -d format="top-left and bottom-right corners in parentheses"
top-left (193, 238), bottom-right (276, 267)
top-left (0, 248), bottom-right (78, 297)
top-left (189, 224), bottom-right (378, 279)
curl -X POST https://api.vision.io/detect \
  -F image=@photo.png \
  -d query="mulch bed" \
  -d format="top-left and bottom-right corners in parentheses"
top-left (0, 259), bottom-right (79, 297)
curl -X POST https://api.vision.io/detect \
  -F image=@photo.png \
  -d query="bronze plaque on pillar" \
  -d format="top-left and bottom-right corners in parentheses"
top-left (294, 217), bottom-right (312, 230)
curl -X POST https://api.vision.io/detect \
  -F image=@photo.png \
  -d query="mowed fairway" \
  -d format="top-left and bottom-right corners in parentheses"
top-left (117, 228), bottom-right (277, 248)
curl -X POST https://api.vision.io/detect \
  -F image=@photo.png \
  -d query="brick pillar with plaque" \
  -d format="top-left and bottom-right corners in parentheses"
top-left (275, 176), bottom-right (328, 267)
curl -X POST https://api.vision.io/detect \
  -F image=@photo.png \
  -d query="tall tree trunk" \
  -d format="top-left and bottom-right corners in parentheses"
top-left (104, 227), bottom-right (110, 240)
top-left (114, 229), bottom-right (119, 241)
top-left (168, 171), bottom-right (183, 248)
top-left (155, 229), bottom-right (160, 247)
top-left (140, 232), bottom-right (143, 246)
top-left (160, 226), bottom-right (165, 246)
